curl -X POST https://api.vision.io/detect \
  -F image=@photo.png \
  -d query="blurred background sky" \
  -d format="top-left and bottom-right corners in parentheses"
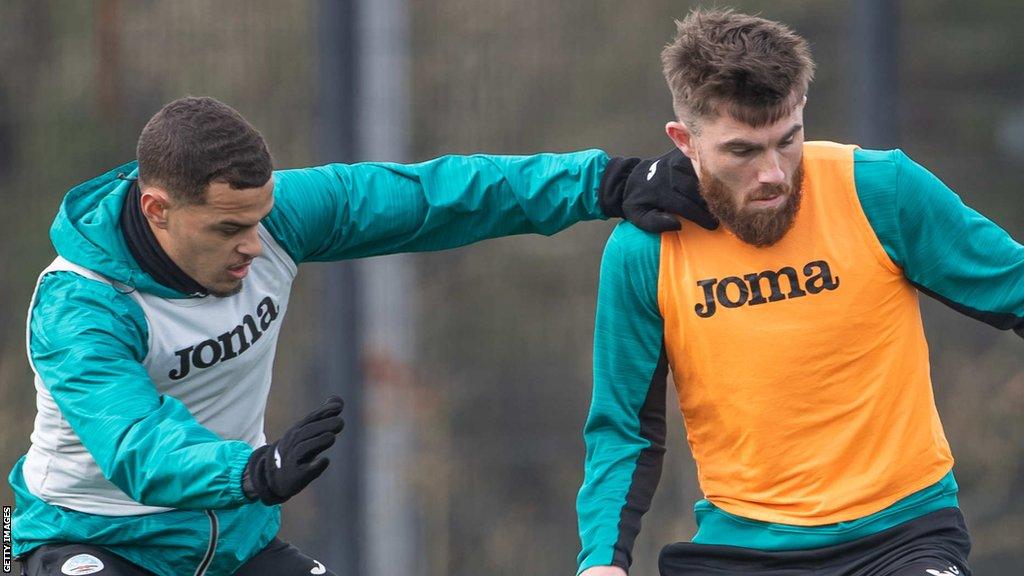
top-left (0, 1), bottom-right (1022, 574)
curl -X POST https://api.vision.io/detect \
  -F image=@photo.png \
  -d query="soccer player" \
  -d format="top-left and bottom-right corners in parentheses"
top-left (576, 9), bottom-right (1023, 576)
top-left (10, 96), bottom-right (712, 576)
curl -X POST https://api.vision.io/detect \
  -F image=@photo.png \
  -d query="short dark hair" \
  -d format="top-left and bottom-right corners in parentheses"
top-left (661, 9), bottom-right (815, 129)
top-left (136, 96), bottom-right (273, 204)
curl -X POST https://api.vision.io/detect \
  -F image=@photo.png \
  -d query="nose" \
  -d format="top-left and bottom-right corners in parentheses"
top-left (237, 227), bottom-right (263, 260)
top-left (758, 153), bottom-right (786, 185)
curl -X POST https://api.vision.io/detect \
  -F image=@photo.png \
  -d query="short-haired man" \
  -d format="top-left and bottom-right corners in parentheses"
top-left (10, 96), bottom-right (713, 576)
top-left (576, 9), bottom-right (1023, 576)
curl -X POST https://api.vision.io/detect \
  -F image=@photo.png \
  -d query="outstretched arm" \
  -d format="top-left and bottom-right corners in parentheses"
top-left (263, 149), bottom-right (714, 264)
top-left (577, 222), bottom-right (668, 575)
top-left (264, 151), bottom-right (610, 263)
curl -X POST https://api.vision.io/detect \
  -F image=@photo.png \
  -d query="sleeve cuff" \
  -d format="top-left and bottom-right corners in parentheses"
top-left (227, 443), bottom-right (255, 504)
top-left (598, 157), bottom-right (640, 219)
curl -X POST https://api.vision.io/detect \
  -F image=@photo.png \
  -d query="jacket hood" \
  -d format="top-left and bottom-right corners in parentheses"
top-left (50, 161), bottom-right (189, 299)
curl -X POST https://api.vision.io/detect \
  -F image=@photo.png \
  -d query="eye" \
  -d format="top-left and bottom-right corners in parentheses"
top-left (779, 137), bottom-right (795, 148)
top-left (731, 148), bottom-right (755, 158)
top-left (218, 226), bottom-right (241, 237)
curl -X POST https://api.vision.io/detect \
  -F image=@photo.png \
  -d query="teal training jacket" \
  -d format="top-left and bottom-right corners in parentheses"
top-left (12, 151), bottom-right (610, 576)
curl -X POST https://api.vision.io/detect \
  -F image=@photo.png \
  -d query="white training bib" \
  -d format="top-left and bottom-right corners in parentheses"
top-left (23, 225), bottom-right (297, 515)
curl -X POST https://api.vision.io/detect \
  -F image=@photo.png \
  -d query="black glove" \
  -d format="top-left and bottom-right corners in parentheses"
top-left (599, 148), bottom-right (719, 233)
top-left (242, 395), bottom-right (345, 505)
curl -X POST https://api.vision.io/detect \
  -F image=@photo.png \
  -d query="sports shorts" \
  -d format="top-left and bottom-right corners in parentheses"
top-left (17, 537), bottom-right (337, 576)
top-left (658, 507), bottom-right (971, 576)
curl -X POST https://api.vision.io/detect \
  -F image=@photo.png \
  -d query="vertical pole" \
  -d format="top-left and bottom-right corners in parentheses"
top-left (96, 0), bottom-right (120, 119)
top-left (853, 0), bottom-right (900, 148)
top-left (314, 1), bottom-right (364, 574)
top-left (355, 0), bottom-right (418, 574)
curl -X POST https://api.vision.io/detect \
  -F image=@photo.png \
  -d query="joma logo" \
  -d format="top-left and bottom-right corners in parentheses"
top-left (694, 260), bottom-right (840, 318)
top-left (168, 296), bottom-right (280, 380)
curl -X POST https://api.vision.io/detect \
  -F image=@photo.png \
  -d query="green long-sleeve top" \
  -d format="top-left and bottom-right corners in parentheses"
top-left (577, 145), bottom-right (1023, 574)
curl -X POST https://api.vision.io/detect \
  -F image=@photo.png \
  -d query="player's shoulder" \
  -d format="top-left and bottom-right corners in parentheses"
top-left (606, 221), bottom-right (662, 260)
top-left (852, 147), bottom-right (906, 167)
top-left (848, 146), bottom-right (924, 198)
top-left (802, 140), bottom-right (909, 167)
top-left (602, 222), bottom-right (663, 287)
top-left (30, 270), bottom-right (150, 358)
top-left (34, 270), bottom-right (147, 331)
top-left (601, 222), bottom-right (663, 303)
top-left (38, 269), bottom-right (131, 307)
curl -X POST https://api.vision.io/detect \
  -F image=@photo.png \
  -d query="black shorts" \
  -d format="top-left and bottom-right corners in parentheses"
top-left (18, 537), bottom-right (337, 576)
top-left (659, 507), bottom-right (971, 576)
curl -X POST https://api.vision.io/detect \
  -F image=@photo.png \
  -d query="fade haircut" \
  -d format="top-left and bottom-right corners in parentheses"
top-left (661, 8), bottom-right (815, 130)
top-left (136, 96), bottom-right (273, 204)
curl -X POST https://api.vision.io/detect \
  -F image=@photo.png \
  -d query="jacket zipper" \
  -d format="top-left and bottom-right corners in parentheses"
top-left (193, 510), bottom-right (219, 576)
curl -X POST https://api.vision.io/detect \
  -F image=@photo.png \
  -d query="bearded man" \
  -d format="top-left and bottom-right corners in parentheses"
top-left (575, 9), bottom-right (1023, 576)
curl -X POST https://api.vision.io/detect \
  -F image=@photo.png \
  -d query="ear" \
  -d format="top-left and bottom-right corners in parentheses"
top-left (666, 120), bottom-right (700, 167)
top-left (139, 187), bottom-right (172, 229)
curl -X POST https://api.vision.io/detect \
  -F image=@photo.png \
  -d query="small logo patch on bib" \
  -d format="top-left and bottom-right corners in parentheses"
top-left (61, 553), bottom-right (105, 574)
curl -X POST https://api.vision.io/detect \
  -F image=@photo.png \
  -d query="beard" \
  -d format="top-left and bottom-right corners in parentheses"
top-left (699, 161), bottom-right (804, 247)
